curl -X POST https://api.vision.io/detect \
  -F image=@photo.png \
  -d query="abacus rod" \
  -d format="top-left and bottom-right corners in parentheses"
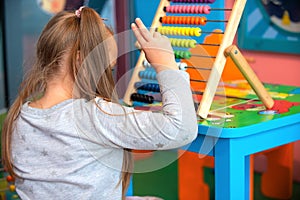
top-left (163, 6), bottom-right (232, 12)
top-left (190, 79), bottom-right (207, 83)
top-left (130, 91), bottom-right (257, 104)
top-left (206, 19), bottom-right (228, 23)
top-left (172, 42), bottom-right (220, 46)
top-left (197, 43), bottom-right (220, 46)
top-left (191, 54), bottom-right (216, 58)
top-left (186, 66), bottom-right (212, 70)
top-left (159, 17), bottom-right (228, 24)
top-left (166, 30), bottom-right (224, 34)
top-left (201, 31), bottom-right (224, 34)
top-left (210, 8), bottom-right (232, 11)
top-left (155, 27), bottom-right (224, 35)
top-left (193, 91), bottom-right (204, 95)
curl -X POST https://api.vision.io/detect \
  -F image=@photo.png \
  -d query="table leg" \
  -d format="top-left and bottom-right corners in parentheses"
top-left (214, 139), bottom-right (250, 200)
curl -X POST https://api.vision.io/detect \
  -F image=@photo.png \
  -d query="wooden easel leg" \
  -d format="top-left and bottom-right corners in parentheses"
top-left (224, 45), bottom-right (274, 109)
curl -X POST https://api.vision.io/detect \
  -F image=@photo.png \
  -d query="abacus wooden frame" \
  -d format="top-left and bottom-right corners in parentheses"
top-left (123, 0), bottom-right (247, 119)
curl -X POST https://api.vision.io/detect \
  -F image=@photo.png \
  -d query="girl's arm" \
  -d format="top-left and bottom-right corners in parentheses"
top-left (84, 18), bottom-right (198, 150)
top-left (91, 68), bottom-right (197, 150)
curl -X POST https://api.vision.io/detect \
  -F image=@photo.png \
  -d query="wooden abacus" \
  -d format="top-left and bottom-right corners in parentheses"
top-left (124, 0), bottom-right (274, 119)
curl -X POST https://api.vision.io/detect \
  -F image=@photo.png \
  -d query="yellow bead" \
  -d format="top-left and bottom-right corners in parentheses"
top-left (9, 184), bottom-right (16, 192)
top-left (282, 10), bottom-right (291, 25)
top-left (195, 28), bottom-right (201, 37)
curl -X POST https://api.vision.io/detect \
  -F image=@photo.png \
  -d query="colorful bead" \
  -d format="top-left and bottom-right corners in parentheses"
top-left (131, 93), bottom-right (154, 104)
top-left (165, 5), bottom-right (211, 14)
top-left (174, 50), bottom-right (192, 59)
top-left (144, 59), bottom-right (188, 71)
top-left (169, 38), bottom-right (197, 48)
top-left (135, 82), bottom-right (160, 92)
top-left (139, 70), bottom-right (157, 80)
top-left (9, 184), bottom-right (16, 192)
top-left (6, 175), bottom-right (15, 182)
top-left (143, 60), bottom-right (152, 68)
top-left (161, 16), bottom-right (207, 26)
top-left (157, 26), bottom-right (201, 37)
top-left (177, 62), bottom-right (188, 70)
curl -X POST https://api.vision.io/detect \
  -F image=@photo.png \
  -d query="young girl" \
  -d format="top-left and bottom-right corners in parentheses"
top-left (2, 6), bottom-right (197, 200)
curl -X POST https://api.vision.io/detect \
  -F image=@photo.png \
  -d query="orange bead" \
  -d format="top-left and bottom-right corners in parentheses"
top-left (6, 175), bottom-right (15, 182)
top-left (165, 16), bottom-right (169, 24)
top-left (185, 17), bottom-right (191, 24)
top-left (175, 17), bottom-right (178, 24)
top-left (200, 17), bottom-right (207, 26)
top-left (167, 16), bottom-right (171, 24)
top-left (172, 16), bottom-right (177, 24)
top-left (191, 17), bottom-right (197, 24)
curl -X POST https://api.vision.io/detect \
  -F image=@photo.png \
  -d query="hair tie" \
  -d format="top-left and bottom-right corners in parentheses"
top-left (75, 6), bottom-right (85, 18)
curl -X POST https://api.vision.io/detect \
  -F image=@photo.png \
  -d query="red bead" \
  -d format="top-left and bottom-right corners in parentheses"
top-left (6, 175), bottom-right (15, 182)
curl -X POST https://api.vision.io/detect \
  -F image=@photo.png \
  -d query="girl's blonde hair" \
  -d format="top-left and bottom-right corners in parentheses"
top-left (1, 7), bottom-right (132, 199)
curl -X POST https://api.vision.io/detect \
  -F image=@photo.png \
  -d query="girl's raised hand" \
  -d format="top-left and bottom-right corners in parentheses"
top-left (131, 18), bottom-right (177, 73)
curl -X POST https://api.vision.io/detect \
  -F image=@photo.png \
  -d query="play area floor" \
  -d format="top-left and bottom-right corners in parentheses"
top-left (133, 151), bottom-right (300, 200)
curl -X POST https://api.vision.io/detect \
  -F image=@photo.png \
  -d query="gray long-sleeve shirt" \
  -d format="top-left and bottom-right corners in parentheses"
top-left (11, 70), bottom-right (198, 200)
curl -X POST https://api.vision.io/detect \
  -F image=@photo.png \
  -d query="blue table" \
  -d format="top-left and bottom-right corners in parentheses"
top-left (185, 83), bottom-right (300, 200)
top-left (127, 83), bottom-right (300, 199)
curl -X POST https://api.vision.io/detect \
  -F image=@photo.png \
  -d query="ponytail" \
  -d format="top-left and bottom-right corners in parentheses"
top-left (78, 8), bottom-right (133, 198)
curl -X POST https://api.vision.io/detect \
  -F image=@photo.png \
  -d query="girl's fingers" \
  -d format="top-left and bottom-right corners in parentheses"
top-left (153, 31), bottom-right (162, 38)
top-left (131, 23), bottom-right (146, 46)
top-left (134, 18), bottom-right (152, 42)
